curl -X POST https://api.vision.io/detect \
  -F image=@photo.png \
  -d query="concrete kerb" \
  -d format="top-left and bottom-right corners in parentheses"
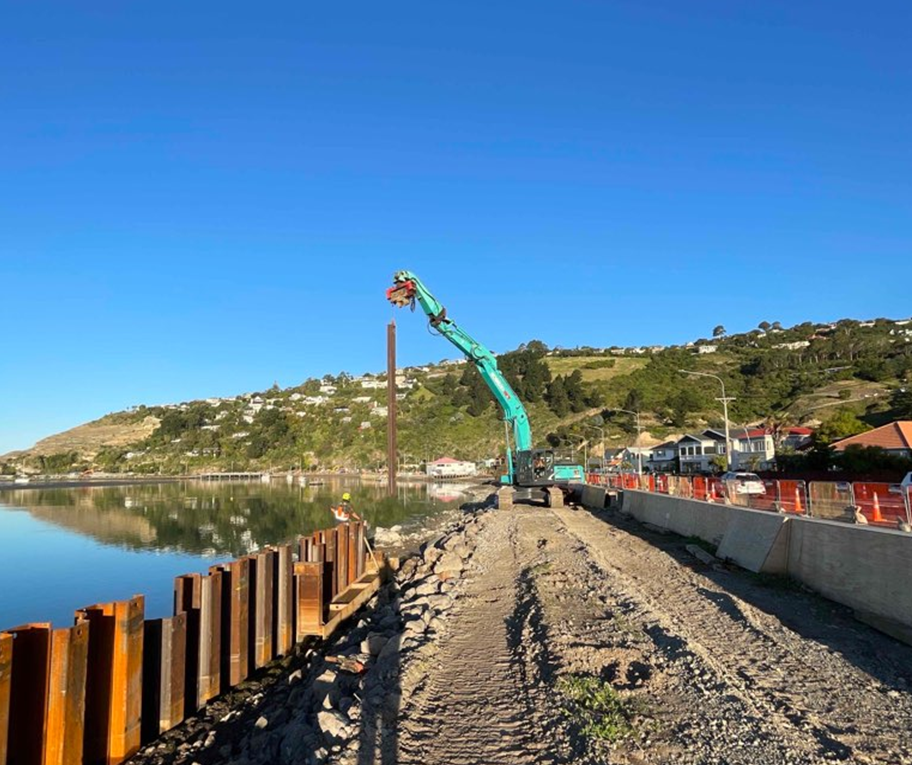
top-left (616, 489), bottom-right (912, 646)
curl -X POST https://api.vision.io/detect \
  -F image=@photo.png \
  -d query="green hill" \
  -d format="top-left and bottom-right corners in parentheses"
top-left (4, 316), bottom-right (911, 475)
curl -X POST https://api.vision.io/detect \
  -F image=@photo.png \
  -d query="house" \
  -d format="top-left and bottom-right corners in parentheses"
top-left (782, 427), bottom-right (813, 450)
top-left (696, 345), bottom-right (718, 354)
top-left (646, 441), bottom-right (678, 472)
top-left (772, 341), bottom-right (810, 351)
top-left (677, 430), bottom-right (727, 474)
top-left (319, 384), bottom-right (337, 395)
top-left (729, 428), bottom-right (775, 470)
top-left (360, 380), bottom-right (386, 390)
top-left (426, 457), bottom-right (477, 478)
top-left (831, 421), bottom-right (912, 459)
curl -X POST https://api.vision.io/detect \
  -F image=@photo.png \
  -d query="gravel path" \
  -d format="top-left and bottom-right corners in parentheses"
top-left (124, 500), bottom-right (912, 765)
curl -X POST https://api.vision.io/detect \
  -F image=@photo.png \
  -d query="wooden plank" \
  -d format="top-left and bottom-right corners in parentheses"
top-left (44, 621), bottom-right (89, 765)
top-left (274, 545), bottom-right (293, 658)
top-left (320, 572), bottom-right (383, 640)
top-left (5, 623), bottom-right (51, 765)
top-left (0, 632), bottom-right (11, 765)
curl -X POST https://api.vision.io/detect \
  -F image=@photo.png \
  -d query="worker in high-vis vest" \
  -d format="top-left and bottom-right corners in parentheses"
top-left (331, 492), bottom-right (361, 523)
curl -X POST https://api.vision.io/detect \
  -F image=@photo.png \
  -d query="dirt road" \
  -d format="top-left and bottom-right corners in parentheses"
top-left (127, 501), bottom-right (912, 765)
top-left (375, 504), bottom-right (912, 765)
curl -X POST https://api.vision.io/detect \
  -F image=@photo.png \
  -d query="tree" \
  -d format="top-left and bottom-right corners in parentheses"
top-left (771, 321), bottom-right (783, 330)
top-left (815, 409), bottom-right (870, 444)
top-left (713, 325), bottom-right (727, 338)
top-left (892, 387), bottom-right (912, 419)
top-left (758, 321), bottom-right (771, 333)
top-left (547, 376), bottom-right (570, 417)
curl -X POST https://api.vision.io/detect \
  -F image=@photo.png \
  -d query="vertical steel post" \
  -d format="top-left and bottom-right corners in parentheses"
top-left (211, 558), bottom-right (249, 689)
top-left (274, 545), bottom-right (294, 658)
top-left (141, 613), bottom-right (186, 742)
top-left (0, 632), bottom-right (10, 765)
top-left (5, 624), bottom-right (51, 765)
top-left (45, 621), bottom-right (90, 765)
top-left (78, 595), bottom-right (144, 765)
top-left (294, 562), bottom-right (324, 636)
top-left (387, 320), bottom-right (397, 497)
top-left (248, 550), bottom-right (275, 670)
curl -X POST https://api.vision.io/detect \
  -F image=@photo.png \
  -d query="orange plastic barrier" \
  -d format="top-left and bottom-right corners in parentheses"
top-left (853, 482), bottom-right (908, 526)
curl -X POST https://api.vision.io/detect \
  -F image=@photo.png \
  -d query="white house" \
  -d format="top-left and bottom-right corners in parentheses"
top-left (426, 457), bottom-right (477, 478)
top-left (677, 430), bottom-right (727, 474)
top-left (730, 428), bottom-right (775, 470)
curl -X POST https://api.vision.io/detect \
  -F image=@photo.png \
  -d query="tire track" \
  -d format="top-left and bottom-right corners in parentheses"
top-left (554, 507), bottom-right (912, 765)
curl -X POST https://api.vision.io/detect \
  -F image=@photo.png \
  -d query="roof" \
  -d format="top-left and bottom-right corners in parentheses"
top-left (787, 427), bottom-right (814, 435)
top-left (430, 457), bottom-right (463, 464)
top-left (831, 421), bottom-right (912, 452)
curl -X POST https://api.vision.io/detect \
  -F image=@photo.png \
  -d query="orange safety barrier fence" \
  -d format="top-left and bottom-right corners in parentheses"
top-left (853, 482), bottom-right (909, 526)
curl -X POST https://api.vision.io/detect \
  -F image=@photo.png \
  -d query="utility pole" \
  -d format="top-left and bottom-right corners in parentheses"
top-left (387, 321), bottom-right (397, 496)
top-left (678, 370), bottom-right (735, 470)
top-left (611, 409), bottom-right (642, 475)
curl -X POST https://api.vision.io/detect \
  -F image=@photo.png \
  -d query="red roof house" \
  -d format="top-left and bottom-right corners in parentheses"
top-left (831, 421), bottom-right (912, 457)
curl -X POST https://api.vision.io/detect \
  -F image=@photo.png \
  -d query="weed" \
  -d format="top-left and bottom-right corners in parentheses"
top-left (529, 561), bottom-right (552, 577)
top-left (558, 674), bottom-right (636, 744)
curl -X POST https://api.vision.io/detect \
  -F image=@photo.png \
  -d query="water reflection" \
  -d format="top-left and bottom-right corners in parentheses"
top-left (0, 478), bottom-right (470, 626)
top-left (1, 478), bottom-right (464, 557)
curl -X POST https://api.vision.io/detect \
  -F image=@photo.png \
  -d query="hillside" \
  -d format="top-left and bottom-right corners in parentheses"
top-left (3, 316), bottom-right (911, 476)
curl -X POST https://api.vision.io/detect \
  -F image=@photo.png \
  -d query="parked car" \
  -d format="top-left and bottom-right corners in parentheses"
top-left (720, 471), bottom-right (765, 495)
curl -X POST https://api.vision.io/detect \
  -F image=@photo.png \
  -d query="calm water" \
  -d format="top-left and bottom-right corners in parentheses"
top-left (0, 477), bottom-right (472, 629)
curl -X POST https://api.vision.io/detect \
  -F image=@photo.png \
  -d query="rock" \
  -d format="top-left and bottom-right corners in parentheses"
top-left (317, 709), bottom-right (352, 745)
top-left (452, 542), bottom-right (473, 560)
top-left (413, 578), bottom-right (440, 597)
top-left (423, 547), bottom-right (444, 566)
top-left (435, 552), bottom-right (464, 577)
top-left (313, 669), bottom-right (340, 706)
top-left (255, 716), bottom-right (269, 730)
top-left (361, 633), bottom-right (390, 656)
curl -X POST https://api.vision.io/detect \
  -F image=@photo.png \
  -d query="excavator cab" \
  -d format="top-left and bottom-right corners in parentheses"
top-left (514, 449), bottom-right (556, 487)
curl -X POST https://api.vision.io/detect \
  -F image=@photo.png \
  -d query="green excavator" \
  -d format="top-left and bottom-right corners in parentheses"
top-left (387, 270), bottom-right (585, 508)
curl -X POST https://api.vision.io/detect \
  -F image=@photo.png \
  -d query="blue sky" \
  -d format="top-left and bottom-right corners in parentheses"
top-left (1, 1), bottom-right (910, 453)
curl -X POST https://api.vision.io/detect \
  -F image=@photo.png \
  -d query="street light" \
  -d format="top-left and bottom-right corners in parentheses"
top-left (577, 423), bottom-right (606, 472)
top-left (678, 369), bottom-right (735, 470)
top-left (608, 409), bottom-right (642, 474)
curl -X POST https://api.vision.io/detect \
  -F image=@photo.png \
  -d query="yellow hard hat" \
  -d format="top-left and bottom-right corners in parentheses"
top-left (342, 492), bottom-right (351, 501)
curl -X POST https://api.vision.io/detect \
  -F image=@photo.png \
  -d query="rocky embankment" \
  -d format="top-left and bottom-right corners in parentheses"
top-left (128, 500), bottom-right (491, 765)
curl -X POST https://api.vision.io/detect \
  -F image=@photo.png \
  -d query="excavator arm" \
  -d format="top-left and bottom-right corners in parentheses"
top-left (387, 270), bottom-right (532, 483)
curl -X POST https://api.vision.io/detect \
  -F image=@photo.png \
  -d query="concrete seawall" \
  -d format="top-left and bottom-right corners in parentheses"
top-left (595, 489), bottom-right (912, 646)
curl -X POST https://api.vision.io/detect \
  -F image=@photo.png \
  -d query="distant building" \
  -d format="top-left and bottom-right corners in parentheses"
top-left (426, 457), bottom-right (477, 478)
top-left (831, 421), bottom-right (912, 459)
top-left (695, 345), bottom-right (718, 354)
